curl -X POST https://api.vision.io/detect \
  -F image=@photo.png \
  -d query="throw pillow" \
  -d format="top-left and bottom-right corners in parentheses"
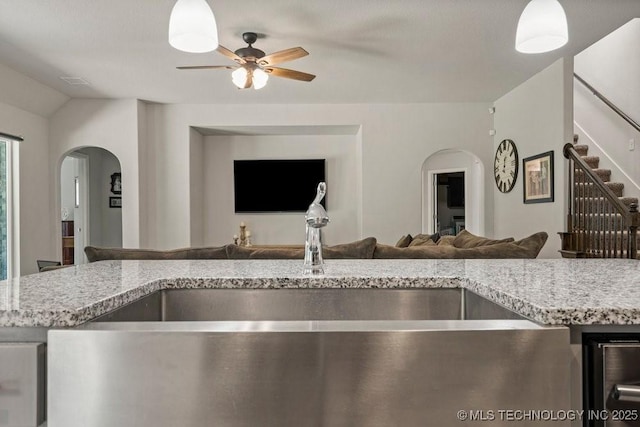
top-left (408, 237), bottom-right (436, 247)
top-left (436, 236), bottom-right (456, 246)
top-left (395, 234), bottom-right (412, 248)
top-left (452, 230), bottom-right (515, 249)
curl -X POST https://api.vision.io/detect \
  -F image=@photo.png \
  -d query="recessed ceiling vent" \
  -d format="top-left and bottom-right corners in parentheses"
top-left (59, 76), bottom-right (90, 86)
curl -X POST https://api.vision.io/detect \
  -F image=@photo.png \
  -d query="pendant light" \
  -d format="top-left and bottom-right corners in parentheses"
top-left (515, 0), bottom-right (568, 54)
top-left (168, 0), bottom-right (218, 53)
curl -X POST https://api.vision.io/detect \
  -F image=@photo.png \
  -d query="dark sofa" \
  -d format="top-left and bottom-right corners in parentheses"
top-left (84, 231), bottom-right (548, 262)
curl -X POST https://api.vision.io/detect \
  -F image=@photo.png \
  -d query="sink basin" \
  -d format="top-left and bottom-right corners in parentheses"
top-left (95, 288), bottom-right (525, 322)
top-left (48, 288), bottom-right (570, 427)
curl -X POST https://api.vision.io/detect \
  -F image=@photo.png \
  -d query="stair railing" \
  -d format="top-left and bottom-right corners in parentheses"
top-left (574, 73), bottom-right (640, 134)
top-left (564, 143), bottom-right (638, 259)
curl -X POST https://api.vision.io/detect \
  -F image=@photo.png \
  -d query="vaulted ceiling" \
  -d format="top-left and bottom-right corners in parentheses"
top-left (0, 0), bottom-right (638, 107)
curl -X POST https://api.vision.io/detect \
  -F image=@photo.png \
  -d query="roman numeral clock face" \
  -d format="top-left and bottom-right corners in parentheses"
top-left (494, 139), bottom-right (518, 193)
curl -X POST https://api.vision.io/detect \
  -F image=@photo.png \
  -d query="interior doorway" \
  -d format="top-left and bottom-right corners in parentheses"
top-left (60, 153), bottom-right (89, 265)
top-left (421, 149), bottom-right (484, 236)
top-left (60, 147), bottom-right (122, 265)
top-left (434, 171), bottom-right (465, 236)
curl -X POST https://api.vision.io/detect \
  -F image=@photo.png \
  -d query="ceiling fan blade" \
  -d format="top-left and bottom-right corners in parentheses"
top-left (264, 67), bottom-right (316, 82)
top-left (258, 47), bottom-right (308, 66)
top-left (176, 65), bottom-right (234, 70)
top-left (217, 45), bottom-right (245, 64)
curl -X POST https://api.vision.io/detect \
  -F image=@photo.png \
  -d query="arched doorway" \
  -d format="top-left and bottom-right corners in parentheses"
top-left (60, 147), bottom-right (122, 265)
top-left (421, 149), bottom-right (485, 236)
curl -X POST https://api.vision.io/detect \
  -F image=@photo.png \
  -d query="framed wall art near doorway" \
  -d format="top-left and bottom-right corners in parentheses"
top-left (109, 197), bottom-right (122, 208)
top-left (110, 172), bottom-right (121, 194)
top-left (523, 151), bottom-right (554, 204)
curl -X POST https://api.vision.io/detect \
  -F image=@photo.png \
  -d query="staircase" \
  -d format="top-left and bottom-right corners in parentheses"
top-left (560, 135), bottom-right (639, 259)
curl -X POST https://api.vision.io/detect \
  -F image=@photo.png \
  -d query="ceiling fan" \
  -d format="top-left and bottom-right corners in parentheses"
top-left (177, 32), bottom-right (316, 90)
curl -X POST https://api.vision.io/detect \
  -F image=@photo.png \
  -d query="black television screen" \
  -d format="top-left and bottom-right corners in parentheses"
top-left (234, 159), bottom-right (326, 212)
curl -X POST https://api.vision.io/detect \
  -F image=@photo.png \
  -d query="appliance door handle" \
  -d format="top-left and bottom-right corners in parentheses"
top-left (613, 384), bottom-right (640, 402)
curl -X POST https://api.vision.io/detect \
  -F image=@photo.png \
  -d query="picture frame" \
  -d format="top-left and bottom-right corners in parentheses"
top-left (523, 151), bottom-right (554, 204)
top-left (110, 172), bottom-right (122, 195)
top-left (109, 196), bottom-right (122, 208)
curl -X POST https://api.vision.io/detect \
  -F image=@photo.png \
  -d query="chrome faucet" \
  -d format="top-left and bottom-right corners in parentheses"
top-left (304, 182), bottom-right (329, 275)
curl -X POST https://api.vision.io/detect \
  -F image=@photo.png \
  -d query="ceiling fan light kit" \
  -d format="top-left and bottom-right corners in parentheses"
top-left (177, 32), bottom-right (315, 90)
top-left (515, 0), bottom-right (568, 54)
top-left (169, 0), bottom-right (219, 53)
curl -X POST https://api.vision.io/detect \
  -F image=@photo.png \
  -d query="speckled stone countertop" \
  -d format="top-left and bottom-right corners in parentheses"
top-left (1, 259), bottom-right (639, 327)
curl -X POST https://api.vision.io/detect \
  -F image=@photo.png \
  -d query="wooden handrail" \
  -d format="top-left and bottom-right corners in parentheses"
top-left (574, 73), bottom-right (640, 134)
top-left (564, 142), bottom-right (638, 259)
top-left (563, 143), bottom-right (633, 221)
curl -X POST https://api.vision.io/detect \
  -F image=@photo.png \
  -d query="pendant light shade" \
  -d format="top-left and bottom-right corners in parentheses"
top-left (231, 67), bottom-right (248, 88)
top-left (515, 0), bottom-right (568, 54)
top-left (252, 69), bottom-right (269, 90)
top-left (169, 0), bottom-right (218, 53)
top-left (231, 67), bottom-right (269, 90)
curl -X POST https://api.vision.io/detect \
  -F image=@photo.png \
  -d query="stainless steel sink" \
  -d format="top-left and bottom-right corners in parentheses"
top-left (48, 288), bottom-right (570, 427)
top-left (94, 288), bottom-right (525, 322)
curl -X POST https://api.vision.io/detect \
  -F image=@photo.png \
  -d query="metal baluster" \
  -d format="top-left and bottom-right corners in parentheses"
top-left (632, 208), bottom-right (636, 259)
top-left (613, 204), bottom-right (617, 257)
top-left (604, 198), bottom-right (609, 256)
top-left (580, 169), bottom-right (585, 253)
top-left (586, 176), bottom-right (591, 256)
top-left (597, 188), bottom-right (603, 256)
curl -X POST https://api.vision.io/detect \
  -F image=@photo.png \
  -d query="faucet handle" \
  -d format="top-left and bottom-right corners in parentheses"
top-left (306, 182), bottom-right (329, 227)
top-left (312, 182), bottom-right (327, 205)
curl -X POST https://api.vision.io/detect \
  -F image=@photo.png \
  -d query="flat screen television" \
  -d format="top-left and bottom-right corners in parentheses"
top-left (234, 159), bottom-right (326, 212)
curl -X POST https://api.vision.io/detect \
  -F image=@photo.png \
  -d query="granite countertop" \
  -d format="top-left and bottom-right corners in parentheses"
top-left (0, 258), bottom-right (639, 327)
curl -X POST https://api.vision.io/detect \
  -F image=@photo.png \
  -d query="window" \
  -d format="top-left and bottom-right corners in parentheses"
top-left (0, 137), bottom-right (18, 280)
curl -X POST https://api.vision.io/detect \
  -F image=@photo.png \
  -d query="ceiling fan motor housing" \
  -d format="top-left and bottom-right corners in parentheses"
top-left (235, 32), bottom-right (265, 60)
top-left (234, 46), bottom-right (265, 60)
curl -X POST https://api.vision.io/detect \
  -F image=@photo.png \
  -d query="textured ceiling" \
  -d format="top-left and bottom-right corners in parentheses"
top-left (0, 0), bottom-right (638, 105)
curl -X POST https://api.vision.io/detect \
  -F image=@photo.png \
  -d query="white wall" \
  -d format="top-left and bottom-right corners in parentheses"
top-left (75, 147), bottom-right (122, 248)
top-left (50, 99), bottom-right (140, 253)
top-left (189, 128), bottom-right (204, 247)
top-left (0, 101), bottom-right (56, 275)
top-left (574, 18), bottom-right (640, 195)
top-left (137, 100), bottom-right (150, 247)
top-left (0, 62), bottom-right (68, 117)
top-left (60, 157), bottom-right (76, 220)
top-left (145, 103), bottom-right (493, 248)
top-left (493, 58), bottom-right (574, 259)
top-left (202, 134), bottom-right (359, 246)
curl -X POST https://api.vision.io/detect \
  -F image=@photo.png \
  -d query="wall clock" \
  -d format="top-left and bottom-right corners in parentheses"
top-left (494, 139), bottom-right (518, 193)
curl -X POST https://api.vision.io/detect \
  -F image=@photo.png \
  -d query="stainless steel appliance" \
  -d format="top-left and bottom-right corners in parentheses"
top-left (585, 336), bottom-right (640, 426)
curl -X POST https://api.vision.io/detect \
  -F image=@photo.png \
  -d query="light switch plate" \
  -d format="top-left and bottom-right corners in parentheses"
top-left (629, 139), bottom-right (635, 151)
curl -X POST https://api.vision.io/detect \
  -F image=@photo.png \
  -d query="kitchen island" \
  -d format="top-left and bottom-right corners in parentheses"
top-left (1, 258), bottom-right (639, 427)
top-left (2, 258), bottom-right (639, 327)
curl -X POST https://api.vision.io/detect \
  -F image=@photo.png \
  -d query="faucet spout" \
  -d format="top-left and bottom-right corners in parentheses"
top-left (304, 182), bottom-right (329, 275)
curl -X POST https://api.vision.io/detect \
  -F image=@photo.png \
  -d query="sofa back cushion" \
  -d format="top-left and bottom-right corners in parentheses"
top-left (226, 237), bottom-right (378, 260)
top-left (374, 232), bottom-right (548, 259)
top-left (452, 230), bottom-right (514, 249)
top-left (84, 246), bottom-right (227, 262)
top-left (373, 244), bottom-right (459, 259)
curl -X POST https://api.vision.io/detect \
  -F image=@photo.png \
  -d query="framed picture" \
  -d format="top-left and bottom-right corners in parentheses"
top-left (110, 172), bottom-right (122, 195)
top-left (109, 196), bottom-right (122, 208)
top-left (523, 151), bottom-right (554, 204)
